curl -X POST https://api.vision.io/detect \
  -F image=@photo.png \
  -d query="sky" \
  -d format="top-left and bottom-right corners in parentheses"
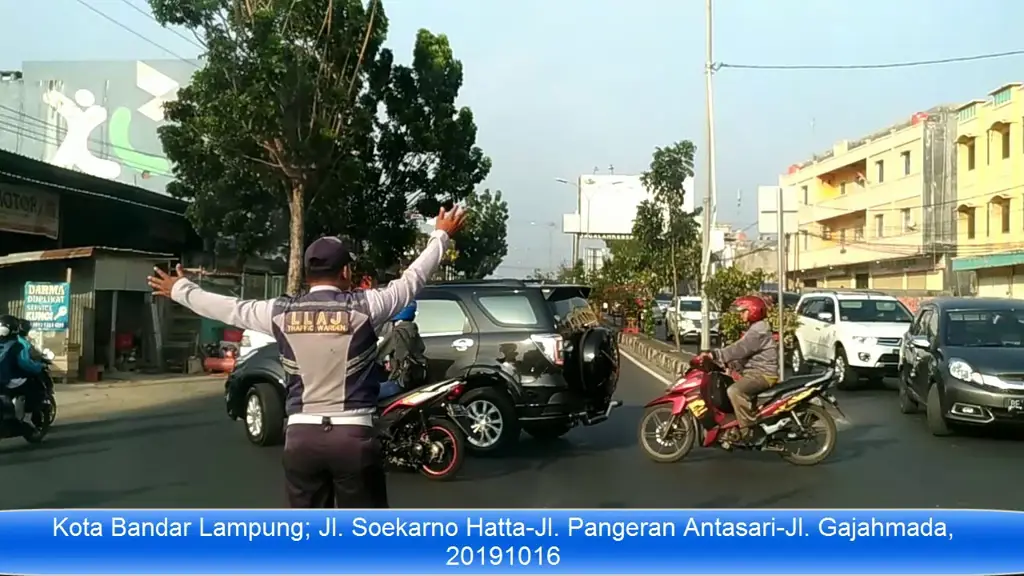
top-left (3, 0), bottom-right (1024, 277)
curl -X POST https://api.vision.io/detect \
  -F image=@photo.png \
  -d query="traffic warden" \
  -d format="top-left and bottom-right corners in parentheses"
top-left (147, 206), bottom-right (467, 508)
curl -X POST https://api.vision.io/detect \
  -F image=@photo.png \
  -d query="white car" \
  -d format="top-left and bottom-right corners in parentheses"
top-left (239, 330), bottom-right (275, 360)
top-left (665, 296), bottom-right (720, 343)
top-left (792, 290), bottom-right (914, 389)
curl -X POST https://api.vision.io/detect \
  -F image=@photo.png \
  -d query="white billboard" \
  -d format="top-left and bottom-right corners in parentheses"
top-left (562, 174), bottom-right (695, 237)
top-left (757, 185), bottom-right (798, 235)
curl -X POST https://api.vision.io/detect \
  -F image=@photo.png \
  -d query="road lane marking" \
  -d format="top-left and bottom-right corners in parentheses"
top-left (621, 349), bottom-right (852, 429)
top-left (620, 350), bottom-right (672, 387)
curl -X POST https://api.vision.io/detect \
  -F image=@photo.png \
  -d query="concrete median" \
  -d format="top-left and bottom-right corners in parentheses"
top-left (617, 332), bottom-right (692, 380)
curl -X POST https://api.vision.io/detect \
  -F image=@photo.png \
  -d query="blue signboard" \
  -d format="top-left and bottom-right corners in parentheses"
top-left (23, 282), bottom-right (71, 331)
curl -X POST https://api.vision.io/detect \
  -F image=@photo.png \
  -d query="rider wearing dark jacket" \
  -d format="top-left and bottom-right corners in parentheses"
top-left (377, 303), bottom-right (427, 393)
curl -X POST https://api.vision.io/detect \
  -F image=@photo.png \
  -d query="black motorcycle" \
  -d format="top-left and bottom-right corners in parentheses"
top-left (376, 378), bottom-right (470, 481)
top-left (1, 349), bottom-right (57, 444)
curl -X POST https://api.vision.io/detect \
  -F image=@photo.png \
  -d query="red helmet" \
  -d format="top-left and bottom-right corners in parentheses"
top-left (732, 295), bottom-right (767, 323)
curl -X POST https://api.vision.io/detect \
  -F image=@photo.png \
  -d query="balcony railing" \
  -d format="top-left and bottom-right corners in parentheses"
top-left (795, 233), bottom-right (925, 270)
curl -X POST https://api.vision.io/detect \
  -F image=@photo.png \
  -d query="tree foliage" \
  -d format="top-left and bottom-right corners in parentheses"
top-left (451, 189), bottom-right (508, 279)
top-left (704, 266), bottom-right (767, 314)
top-left (151, 0), bottom-right (490, 292)
top-left (636, 140), bottom-right (701, 347)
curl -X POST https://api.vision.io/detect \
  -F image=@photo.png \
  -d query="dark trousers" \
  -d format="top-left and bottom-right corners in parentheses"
top-left (282, 423), bottom-right (389, 508)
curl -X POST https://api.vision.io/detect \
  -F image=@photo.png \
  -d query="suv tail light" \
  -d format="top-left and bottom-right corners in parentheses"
top-left (530, 334), bottom-right (564, 366)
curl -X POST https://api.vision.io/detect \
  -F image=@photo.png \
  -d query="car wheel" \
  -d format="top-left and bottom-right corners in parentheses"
top-left (460, 388), bottom-right (520, 454)
top-left (524, 421), bottom-right (573, 442)
top-left (926, 383), bottom-right (953, 436)
top-left (897, 379), bottom-right (919, 414)
top-left (791, 343), bottom-right (806, 375)
top-left (834, 347), bottom-right (858, 390)
top-left (245, 382), bottom-right (285, 446)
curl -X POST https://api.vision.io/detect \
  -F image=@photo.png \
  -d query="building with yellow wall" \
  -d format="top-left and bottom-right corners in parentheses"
top-left (950, 83), bottom-right (1024, 297)
top-left (782, 107), bottom-right (958, 291)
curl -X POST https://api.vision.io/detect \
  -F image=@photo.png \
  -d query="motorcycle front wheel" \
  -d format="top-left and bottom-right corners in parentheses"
top-left (418, 418), bottom-right (465, 481)
top-left (638, 406), bottom-right (696, 463)
top-left (778, 405), bottom-right (837, 466)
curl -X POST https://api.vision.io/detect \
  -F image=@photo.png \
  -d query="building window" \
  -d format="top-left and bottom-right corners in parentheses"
top-left (958, 105), bottom-right (976, 122)
top-left (993, 88), bottom-right (1012, 106)
top-left (855, 274), bottom-right (869, 289)
top-left (839, 182), bottom-right (847, 195)
top-left (901, 151), bottom-right (911, 175)
top-left (821, 225), bottom-right (832, 241)
top-left (966, 208), bottom-right (976, 239)
top-left (802, 185), bottom-right (808, 204)
top-left (874, 214), bottom-right (884, 238)
top-left (875, 160), bottom-right (884, 183)
top-left (854, 226), bottom-right (864, 241)
top-left (839, 229), bottom-right (846, 244)
top-left (967, 140), bottom-right (976, 170)
top-left (1002, 127), bottom-right (1012, 159)
top-left (1003, 199), bottom-right (1012, 233)
top-left (900, 209), bottom-right (912, 233)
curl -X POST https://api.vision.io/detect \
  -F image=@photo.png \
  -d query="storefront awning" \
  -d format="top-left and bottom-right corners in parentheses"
top-left (952, 250), bottom-right (1024, 272)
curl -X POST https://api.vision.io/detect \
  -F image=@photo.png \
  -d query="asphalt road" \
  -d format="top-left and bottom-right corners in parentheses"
top-left (4, 358), bottom-right (1024, 510)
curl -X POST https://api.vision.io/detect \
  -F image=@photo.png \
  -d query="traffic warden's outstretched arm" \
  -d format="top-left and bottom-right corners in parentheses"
top-left (364, 229), bottom-right (449, 329)
top-left (148, 265), bottom-right (276, 335)
top-left (364, 205), bottom-right (467, 328)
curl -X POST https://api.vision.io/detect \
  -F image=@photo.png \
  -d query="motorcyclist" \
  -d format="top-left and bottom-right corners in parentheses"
top-left (699, 295), bottom-right (778, 442)
top-left (0, 315), bottom-right (45, 419)
top-left (377, 302), bottom-right (427, 398)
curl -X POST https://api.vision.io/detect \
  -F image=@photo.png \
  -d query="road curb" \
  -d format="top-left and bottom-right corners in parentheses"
top-left (618, 332), bottom-right (692, 379)
top-left (54, 374), bottom-right (226, 391)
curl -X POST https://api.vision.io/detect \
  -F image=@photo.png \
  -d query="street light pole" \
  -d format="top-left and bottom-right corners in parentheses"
top-left (700, 0), bottom-right (718, 351)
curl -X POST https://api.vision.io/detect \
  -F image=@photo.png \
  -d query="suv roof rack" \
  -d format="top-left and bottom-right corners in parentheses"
top-left (427, 279), bottom-right (527, 288)
top-left (802, 289), bottom-right (896, 298)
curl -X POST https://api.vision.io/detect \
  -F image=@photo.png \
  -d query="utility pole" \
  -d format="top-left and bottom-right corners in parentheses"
top-left (699, 0), bottom-right (718, 351)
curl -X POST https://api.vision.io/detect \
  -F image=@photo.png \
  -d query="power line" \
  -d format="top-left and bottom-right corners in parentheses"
top-left (73, 0), bottom-right (200, 67)
top-left (0, 169), bottom-right (183, 216)
top-left (116, 0), bottom-right (206, 50)
top-left (717, 48), bottom-right (1024, 71)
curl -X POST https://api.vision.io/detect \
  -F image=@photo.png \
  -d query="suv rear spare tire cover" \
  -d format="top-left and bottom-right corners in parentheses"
top-left (577, 326), bottom-right (620, 401)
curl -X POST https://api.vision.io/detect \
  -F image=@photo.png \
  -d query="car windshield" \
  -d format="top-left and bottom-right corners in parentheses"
top-left (677, 300), bottom-right (702, 312)
top-left (945, 309), bottom-right (1024, 347)
top-left (837, 299), bottom-right (912, 322)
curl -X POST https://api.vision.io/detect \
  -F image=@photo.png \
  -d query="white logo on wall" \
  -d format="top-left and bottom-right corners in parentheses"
top-left (41, 89), bottom-right (122, 179)
top-left (136, 61), bottom-right (180, 122)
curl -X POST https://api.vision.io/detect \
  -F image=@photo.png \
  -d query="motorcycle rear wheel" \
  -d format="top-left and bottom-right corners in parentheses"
top-left (418, 418), bottom-right (465, 481)
top-left (638, 406), bottom-right (696, 463)
top-left (778, 405), bottom-right (836, 466)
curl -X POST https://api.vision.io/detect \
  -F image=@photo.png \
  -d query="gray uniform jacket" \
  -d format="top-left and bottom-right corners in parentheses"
top-left (169, 230), bottom-right (450, 418)
top-left (711, 319), bottom-right (778, 377)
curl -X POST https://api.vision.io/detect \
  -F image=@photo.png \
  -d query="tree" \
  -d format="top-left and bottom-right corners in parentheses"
top-left (152, 0), bottom-right (490, 292)
top-left (704, 266), bottom-right (767, 314)
top-left (637, 141), bottom-right (701, 348)
top-left (451, 189), bottom-right (508, 279)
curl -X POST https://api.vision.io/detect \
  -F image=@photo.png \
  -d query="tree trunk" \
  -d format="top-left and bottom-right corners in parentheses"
top-left (286, 181), bottom-right (306, 295)
top-left (670, 235), bottom-right (681, 351)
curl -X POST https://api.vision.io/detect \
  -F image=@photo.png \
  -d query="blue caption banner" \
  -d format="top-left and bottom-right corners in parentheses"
top-left (0, 508), bottom-right (1020, 574)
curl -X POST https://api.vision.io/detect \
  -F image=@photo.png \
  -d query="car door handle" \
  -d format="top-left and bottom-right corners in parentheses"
top-left (451, 338), bottom-right (475, 351)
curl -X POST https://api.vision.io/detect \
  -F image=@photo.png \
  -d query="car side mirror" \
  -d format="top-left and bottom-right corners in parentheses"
top-left (910, 336), bottom-right (931, 350)
top-left (817, 312), bottom-right (834, 323)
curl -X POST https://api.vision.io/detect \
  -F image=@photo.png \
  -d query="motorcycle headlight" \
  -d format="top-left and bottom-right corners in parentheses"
top-left (851, 336), bottom-right (877, 345)
top-left (948, 358), bottom-right (978, 383)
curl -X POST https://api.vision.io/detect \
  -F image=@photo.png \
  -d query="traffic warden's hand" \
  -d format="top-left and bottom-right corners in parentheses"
top-left (435, 205), bottom-right (468, 237)
top-left (148, 264), bottom-right (188, 298)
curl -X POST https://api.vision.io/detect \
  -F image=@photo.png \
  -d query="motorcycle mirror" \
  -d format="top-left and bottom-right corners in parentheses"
top-left (42, 349), bottom-right (55, 361)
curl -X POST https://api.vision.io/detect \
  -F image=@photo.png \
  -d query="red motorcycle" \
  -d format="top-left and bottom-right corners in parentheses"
top-left (638, 356), bottom-right (843, 466)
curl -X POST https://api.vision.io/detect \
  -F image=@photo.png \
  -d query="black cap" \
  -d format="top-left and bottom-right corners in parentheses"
top-left (304, 236), bottom-right (356, 274)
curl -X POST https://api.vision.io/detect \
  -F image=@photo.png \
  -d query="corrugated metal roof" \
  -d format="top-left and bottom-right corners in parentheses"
top-left (0, 246), bottom-right (173, 268)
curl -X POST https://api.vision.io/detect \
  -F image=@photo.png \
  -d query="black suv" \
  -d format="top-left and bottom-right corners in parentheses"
top-left (225, 280), bottom-right (622, 453)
